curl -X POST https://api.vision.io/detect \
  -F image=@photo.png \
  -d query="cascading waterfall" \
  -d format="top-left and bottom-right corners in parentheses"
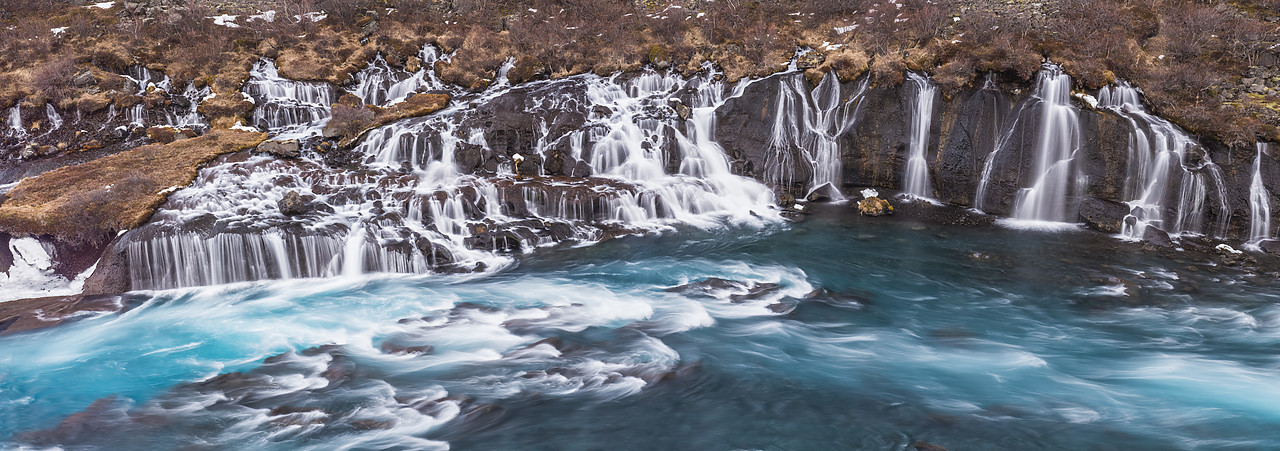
top-left (6, 106), bottom-right (23, 137)
top-left (975, 76), bottom-right (1027, 212)
top-left (902, 72), bottom-right (936, 199)
top-left (1100, 82), bottom-right (1231, 239)
top-left (766, 71), bottom-right (868, 198)
top-left (245, 59), bottom-right (334, 138)
top-left (1011, 65), bottom-right (1083, 223)
top-left (349, 45), bottom-right (448, 106)
top-left (1249, 143), bottom-right (1272, 245)
top-left (44, 104), bottom-right (63, 132)
top-left (124, 59), bottom-right (780, 290)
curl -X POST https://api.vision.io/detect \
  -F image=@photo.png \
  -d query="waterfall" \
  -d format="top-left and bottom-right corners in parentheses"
top-left (45, 104), bottom-right (63, 131)
top-left (902, 72), bottom-right (936, 199)
top-left (1249, 143), bottom-right (1272, 245)
top-left (974, 76), bottom-right (1028, 212)
top-left (1100, 81), bottom-right (1230, 239)
top-left (171, 83), bottom-right (211, 130)
top-left (124, 59), bottom-right (780, 290)
top-left (6, 106), bottom-right (23, 137)
top-left (765, 71), bottom-right (868, 198)
top-left (1011, 65), bottom-right (1083, 223)
top-left (245, 59), bottom-right (334, 138)
top-left (349, 44), bottom-right (450, 107)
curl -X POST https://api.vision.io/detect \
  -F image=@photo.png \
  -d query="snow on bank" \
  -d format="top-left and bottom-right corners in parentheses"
top-left (1, 238), bottom-right (91, 303)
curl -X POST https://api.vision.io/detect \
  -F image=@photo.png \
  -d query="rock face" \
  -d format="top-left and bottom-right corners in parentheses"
top-left (715, 69), bottom-right (1266, 241)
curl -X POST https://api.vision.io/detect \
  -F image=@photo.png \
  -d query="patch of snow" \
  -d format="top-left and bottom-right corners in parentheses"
top-left (51, 27), bottom-right (68, 36)
top-left (87, 1), bottom-right (116, 9)
top-left (1073, 92), bottom-right (1099, 108)
top-left (1217, 244), bottom-right (1243, 254)
top-left (296, 12), bottom-right (327, 22)
top-left (210, 14), bottom-right (240, 28)
top-left (248, 10), bottom-right (277, 23)
top-left (231, 121), bottom-right (260, 132)
top-left (0, 238), bottom-right (93, 303)
top-left (861, 188), bottom-right (879, 199)
top-left (835, 25), bottom-right (858, 34)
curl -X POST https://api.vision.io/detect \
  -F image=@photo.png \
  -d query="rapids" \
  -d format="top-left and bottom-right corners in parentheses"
top-left (3, 206), bottom-right (1280, 449)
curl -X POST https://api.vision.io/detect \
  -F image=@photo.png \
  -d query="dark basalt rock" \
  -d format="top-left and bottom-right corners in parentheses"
top-left (1079, 196), bottom-right (1129, 233)
top-left (0, 232), bottom-right (12, 275)
top-left (805, 182), bottom-right (841, 203)
top-left (380, 342), bottom-right (433, 355)
top-left (665, 277), bottom-right (748, 294)
top-left (277, 190), bottom-right (309, 216)
top-left (258, 139), bottom-right (301, 158)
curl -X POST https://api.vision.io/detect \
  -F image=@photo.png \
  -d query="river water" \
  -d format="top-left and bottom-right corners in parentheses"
top-left (2, 205), bottom-right (1279, 449)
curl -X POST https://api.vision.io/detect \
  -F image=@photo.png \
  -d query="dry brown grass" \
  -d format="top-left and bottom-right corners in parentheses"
top-left (0, 130), bottom-right (267, 243)
top-left (276, 28), bottom-right (377, 84)
top-left (334, 92), bottom-right (451, 147)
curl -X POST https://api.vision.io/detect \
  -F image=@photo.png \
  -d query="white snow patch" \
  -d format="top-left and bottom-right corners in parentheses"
top-left (210, 14), bottom-right (240, 28)
top-left (1073, 92), bottom-right (1099, 108)
top-left (231, 121), bottom-right (260, 132)
top-left (248, 11), bottom-right (277, 23)
top-left (87, 2), bottom-right (116, 9)
top-left (1, 238), bottom-right (93, 303)
top-left (50, 27), bottom-right (68, 36)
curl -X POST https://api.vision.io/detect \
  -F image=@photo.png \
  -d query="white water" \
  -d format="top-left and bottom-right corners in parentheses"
top-left (124, 61), bottom-right (780, 291)
top-left (5, 106), bottom-right (23, 137)
top-left (766, 71), bottom-right (868, 199)
top-left (43, 104), bottom-right (62, 132)
top-left (245, 59), bottom-right (333, 138)
top-left (975, 76), bottom-right (1027, 212)
top-left (902, 72), bottom-right (936, 199)
top-left (1249, 143), bottom-right (1272, 245)
top-left (1099, 82), bottom-right (1231, 239)
top-left (1012, 65), bottom-right (1083, 223)
top-left (349, 45), bottom-right (449, 107)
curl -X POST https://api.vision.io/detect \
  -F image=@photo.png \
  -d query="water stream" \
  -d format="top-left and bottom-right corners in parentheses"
top-left (4, 207), bottom-right (1280, 449)
top-left (902, 72), bottom-right (936, 199)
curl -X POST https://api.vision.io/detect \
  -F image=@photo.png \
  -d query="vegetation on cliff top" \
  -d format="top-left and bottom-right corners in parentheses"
top-left (0, 129), bottom-right (266, 243)
top-left (1, 0), bottom-right (1277, 145)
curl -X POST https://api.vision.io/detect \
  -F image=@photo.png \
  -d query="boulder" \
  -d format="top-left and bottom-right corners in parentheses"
top-left (805, 182), bottom-right (842, 203)
top-left (258, 139), bottom-right (301, 158)
top-left (1078, 197), bottom-right (1128, 233)
top-left (1259, 239), bottom-right (1280, 254)
top-left (796, 50), bottom-right (826, 69)
top-left (277, 191), bottom-right (308, 216)
top-left (1142, 226), bottom-right (1173, 248)
top-left (72, 70), bottom-right (98, 88)
top-left (858, 197), bottom-right (893, 216)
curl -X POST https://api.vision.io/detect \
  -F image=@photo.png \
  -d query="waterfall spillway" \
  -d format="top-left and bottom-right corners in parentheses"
top-left (975, 75), bottom-right (1026, 212)
top-left (1011, 65), bottom-right (1083, 223)
top-left (902, 73), bottom-right (936, 199)
top-left (6, 106), bottom-right (23, 137)
top-left (349, 45), bottom-right (448, 107)
top-left (125, 61), bottom-right (779, 290)
top-left (44, 104), bottom-right (63, 132)
top-left (245, 59), bottom-right (334, 138)
top-left (1249, 143), bottom-right (1272, 245)
top-left (1099, 82), bottom-right (1230, 239)
top-left (765, 71), bottom-right (868, 199)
